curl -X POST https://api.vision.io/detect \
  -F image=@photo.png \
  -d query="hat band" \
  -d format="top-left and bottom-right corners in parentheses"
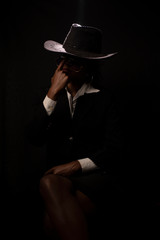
top-left (63, 44), bottom-right (105, 58)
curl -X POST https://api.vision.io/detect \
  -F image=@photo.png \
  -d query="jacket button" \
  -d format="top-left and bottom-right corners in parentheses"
top-left (46, 123), bottom-right (52, 130)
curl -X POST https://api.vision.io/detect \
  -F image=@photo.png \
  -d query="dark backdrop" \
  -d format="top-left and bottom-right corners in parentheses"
top-left (0, 0), bottom-right (159, 237)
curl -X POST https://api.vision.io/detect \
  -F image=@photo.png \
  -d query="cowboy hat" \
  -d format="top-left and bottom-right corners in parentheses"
top-left (44, 23), bottom-right (117, 60)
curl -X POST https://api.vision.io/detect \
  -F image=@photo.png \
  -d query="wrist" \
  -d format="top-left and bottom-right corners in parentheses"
top-left (74, 160), bottom-right (82, 174)
top-left (47, 87), bottom-right (59, 101)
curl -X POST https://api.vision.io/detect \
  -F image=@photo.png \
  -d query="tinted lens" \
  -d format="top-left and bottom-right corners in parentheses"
top-left (65, 58), bottom-right (83, 72)
top-left (56, 56), bottom-right (83, 72)
top-left (70, 64), bottom-right (82, 72)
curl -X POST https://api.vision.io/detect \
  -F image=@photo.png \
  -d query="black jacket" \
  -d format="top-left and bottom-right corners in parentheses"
top-left (26, 89), bottom-right (125, 173)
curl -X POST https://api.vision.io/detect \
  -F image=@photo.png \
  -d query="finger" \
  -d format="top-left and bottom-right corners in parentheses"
top-left (59, 73), bottom-right (69, 84)
top-left (63, 74), bottom-right (69, 82)
top-left (44, 169), bottom-right (53, 175)
top-left (44, 171), bottom-right (49, 176)
top-left (57, 59), bottom-right (64, 71)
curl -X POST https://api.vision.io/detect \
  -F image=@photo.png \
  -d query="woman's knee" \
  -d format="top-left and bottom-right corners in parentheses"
top-left (39, 174), bottom-right (73, 198)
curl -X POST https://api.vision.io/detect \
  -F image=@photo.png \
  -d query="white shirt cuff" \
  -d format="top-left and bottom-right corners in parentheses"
top-left (43, 95), bottom-right (57, 116)
top-left (78, 158), bottom-right (99, 173)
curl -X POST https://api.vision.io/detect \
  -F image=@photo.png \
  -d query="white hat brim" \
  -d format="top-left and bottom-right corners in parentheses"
top-left (44, 40), bottom-right (117, 59)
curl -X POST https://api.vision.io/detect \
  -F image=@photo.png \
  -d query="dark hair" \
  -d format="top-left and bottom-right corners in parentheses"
top-left (84, 60), bottom-right (105, 89)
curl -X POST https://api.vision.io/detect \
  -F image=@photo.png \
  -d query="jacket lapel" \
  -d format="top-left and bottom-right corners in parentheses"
top-left (54, 91), bottom-right (100, 124)
top-left (52, 90), bottom-right (71, 122)
top-left (73, 93), bottom-right (97, 122)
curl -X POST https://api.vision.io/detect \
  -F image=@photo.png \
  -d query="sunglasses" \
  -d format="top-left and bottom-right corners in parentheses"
top-left (56, 55), bottom-right (84, 72)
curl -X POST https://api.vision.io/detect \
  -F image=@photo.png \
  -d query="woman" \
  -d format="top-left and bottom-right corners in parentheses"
top-left (27, 23), bottom-right (125, 239)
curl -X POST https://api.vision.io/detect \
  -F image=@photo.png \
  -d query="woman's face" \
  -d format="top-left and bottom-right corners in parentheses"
top-left (56, 55), bottom-right (90, 85)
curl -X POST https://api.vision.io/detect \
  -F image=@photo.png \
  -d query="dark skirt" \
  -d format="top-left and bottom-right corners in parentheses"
top-left (69, 169), bottom-right (130, 236)
top-left (69, 170), bottom-right (126, 207)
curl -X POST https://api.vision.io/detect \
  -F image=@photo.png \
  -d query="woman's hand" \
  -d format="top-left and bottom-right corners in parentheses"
top-left (44, 161), bottom-right (82, 177)
top-left (47, 60), bottom-right (69, 101)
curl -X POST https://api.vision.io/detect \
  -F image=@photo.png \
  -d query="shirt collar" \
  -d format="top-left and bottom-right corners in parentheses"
top-left (66, 83), bottom-right (100, 102)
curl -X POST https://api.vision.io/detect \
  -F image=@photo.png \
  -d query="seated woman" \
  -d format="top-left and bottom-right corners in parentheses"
top-left (26, 23), bottom-right (126, 240)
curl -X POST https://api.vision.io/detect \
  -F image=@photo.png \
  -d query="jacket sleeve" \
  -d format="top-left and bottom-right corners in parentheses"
top-left (25, 101), bottom-right (53, 146)
top-left (88, 98), bottom-right (126, 173)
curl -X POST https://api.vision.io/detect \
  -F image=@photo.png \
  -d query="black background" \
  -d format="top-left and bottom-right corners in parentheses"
top-left (0, 0), bottom-right (159, 237)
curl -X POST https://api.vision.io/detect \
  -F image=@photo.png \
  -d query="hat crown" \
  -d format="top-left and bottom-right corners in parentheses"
top-left (44, 23), bottom-right (117, 59)
top-left (63, 23), bottom-right (102, 55)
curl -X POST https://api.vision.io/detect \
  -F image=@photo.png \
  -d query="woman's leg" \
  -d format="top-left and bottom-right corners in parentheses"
top-left (39, 174), bottom-right (95, 240)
